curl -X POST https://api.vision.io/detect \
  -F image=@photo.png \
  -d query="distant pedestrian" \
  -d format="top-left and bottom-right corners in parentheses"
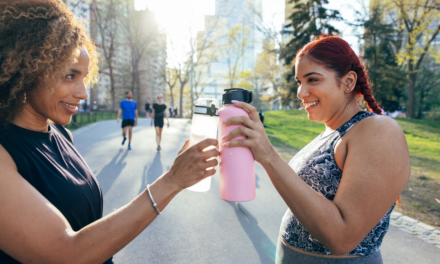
top-left (169, 105), bottom-right (174, 118)
top-left (151, 94), bottom-right (169, 151)
top-left (174, 107), bottom-right (178, 118)
top-left (117, 91), bottom-right (138, 150)
top-left (258, 109), bottom-right (266, 127)
top-left (145, 100), bottom-right (151, 118)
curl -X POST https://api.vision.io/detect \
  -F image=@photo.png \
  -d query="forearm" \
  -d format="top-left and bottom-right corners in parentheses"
top-left (117, 109), bottom-right (121, 120)
top-left (262, 154), bottom-right (349, 254)
top-left (71, 173), bottom-right (181, 264)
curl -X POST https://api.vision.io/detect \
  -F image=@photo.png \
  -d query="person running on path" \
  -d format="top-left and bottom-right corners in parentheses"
top-left (151, 94), bottom-right (169, 151)
top-left (117, 91), bottom-right (137, 150)
top-left (145, 100), bottom-right (151, 119)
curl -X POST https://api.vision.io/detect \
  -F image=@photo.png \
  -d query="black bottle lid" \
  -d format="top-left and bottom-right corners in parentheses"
top-left (222, 88), bottom-right (253, 105)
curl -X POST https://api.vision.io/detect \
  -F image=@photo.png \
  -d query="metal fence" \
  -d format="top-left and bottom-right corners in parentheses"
top-left (66, 110), bottom-right (118, 130)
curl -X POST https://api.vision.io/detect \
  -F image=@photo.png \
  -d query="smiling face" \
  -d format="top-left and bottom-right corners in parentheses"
top-left (26, 47), bottom-right (90, 126)
top-left (295, 56), bottom-right (353, 124)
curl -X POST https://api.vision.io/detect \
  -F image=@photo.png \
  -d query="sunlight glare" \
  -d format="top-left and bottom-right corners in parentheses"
top-left (135, 0), bottom-right (214, 33)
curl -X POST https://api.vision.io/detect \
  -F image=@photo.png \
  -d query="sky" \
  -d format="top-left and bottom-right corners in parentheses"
top-left (134, 0), bottom-right (285, 66)
top-left (134, 0), bottom-right (366, 64)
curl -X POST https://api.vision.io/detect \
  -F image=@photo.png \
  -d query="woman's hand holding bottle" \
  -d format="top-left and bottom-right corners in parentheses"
top-left (166, 138), bottom-right (219, 190)
top-left (222, 101), bottom-right (276, 166)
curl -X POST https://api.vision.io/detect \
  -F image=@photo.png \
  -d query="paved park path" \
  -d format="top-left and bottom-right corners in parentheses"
top-left (73, 118), bottom-right (440, 264)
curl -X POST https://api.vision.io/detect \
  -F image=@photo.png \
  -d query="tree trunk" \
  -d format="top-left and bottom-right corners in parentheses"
top-left (407, 60), bottom-right (416, 118)
top-left (179, 83), bottom-right (184, 118)
top-left (418, 87), bottom-right (424, 119)
top-left (169, 85), bottom-right (175, 108)
top-left (109, 65), bottom-right (115, 110)
top-left (136, 70), bottom-right (141, 105)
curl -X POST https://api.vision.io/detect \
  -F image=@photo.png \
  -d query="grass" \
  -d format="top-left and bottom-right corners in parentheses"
top-left (66, 111), bottom-right (118, 131)
top-left (265, 110), bottom-right (440, 228)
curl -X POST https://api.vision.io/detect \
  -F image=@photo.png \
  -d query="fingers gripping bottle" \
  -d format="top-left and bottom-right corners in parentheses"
top-left (219, 88), bottom-right (255, 202)
top-left (187, 98), bottom-right (219, 192)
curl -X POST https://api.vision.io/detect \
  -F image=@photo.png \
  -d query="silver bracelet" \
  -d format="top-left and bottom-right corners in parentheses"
top-left (146, 184), bottom-right (161, 215)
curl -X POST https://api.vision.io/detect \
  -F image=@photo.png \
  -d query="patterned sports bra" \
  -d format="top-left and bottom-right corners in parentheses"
top-left (279, 111), bottom-right (394, 256)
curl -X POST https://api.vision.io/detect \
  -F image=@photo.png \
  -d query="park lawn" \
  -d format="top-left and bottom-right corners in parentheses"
top-left (265, 110), bottom-right (440, 228)
top-left (66, 111), bottom-right (119, 131)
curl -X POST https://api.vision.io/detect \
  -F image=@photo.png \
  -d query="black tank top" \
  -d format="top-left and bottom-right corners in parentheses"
top-left (0, 123), bottom-right (112, 264)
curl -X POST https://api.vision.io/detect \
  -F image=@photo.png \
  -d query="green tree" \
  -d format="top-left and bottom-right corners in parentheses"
top-left (415, 57), bottom-right (440, 118)
top-left (362, 6), bottom-right (406, 112)
top-left (91, 0), bottom-right (121, 110)
top-left (223, 24), bottom-right (253, 88)
top-left (280, 0), bottom-right (342, 105)
top-left (380, 0), bottom-right (440, 118)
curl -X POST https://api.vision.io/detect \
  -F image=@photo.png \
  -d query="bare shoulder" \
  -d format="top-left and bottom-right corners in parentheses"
top-left (350, 114), bottom-right (406, 142)
top-left (346, 114), bottom-right (410, 180)
top-left (0, 144), bottom-right (17, 172)
top-left (0, 144), bottom-right (72, 263)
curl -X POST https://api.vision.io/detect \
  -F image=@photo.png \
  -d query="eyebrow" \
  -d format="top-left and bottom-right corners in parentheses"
top-left (70, 69), bottom-right (89, 75)
top-left (303, 72), bottom-right (323, 77)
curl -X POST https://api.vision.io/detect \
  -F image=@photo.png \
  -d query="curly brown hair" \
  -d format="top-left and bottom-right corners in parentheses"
top-left (0, 0), bottom-right (99, 123)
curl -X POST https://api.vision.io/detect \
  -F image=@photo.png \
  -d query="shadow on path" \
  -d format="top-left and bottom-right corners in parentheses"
top-left (227, 202), bottom-right (276, 264)
top-left (256, 174), bottom-right (260, 189)
top-left (138, 152), bottom-right (163, 194)
top-left (96, 149), bottom-right (128, 196)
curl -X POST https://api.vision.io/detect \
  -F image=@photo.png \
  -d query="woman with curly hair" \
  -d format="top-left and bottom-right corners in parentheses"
top-left (0, 1), bottom-right (219, 263)
top-left (222, 35), bottom-right (410, 263)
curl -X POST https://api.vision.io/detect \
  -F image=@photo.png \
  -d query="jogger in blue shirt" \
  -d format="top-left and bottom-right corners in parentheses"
top-left (117, 91), bottom-right (138, 150)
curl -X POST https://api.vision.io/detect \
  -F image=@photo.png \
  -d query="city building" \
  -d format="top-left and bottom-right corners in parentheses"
top-left (66, 0), bottom-right (166, 111)
top-left (198, 0), bottom-right (264, 103)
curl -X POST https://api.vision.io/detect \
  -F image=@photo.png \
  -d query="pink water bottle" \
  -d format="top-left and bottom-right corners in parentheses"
top-left (219, 88), bottom-right (255, 202)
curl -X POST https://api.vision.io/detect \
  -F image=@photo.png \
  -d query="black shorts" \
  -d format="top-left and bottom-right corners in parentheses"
top-left (122, 119), bottom-right (135, 128)
top-left (154, 117), bottom-right (164, 128)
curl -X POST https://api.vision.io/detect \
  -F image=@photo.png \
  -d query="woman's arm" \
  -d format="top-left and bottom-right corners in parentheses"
top-left (117, 108), bottom-right (122, 123)
top-left (165, 107), bottom-right (170, 127)
top-left (150, 108), bottom-right (155, 126)
top-left (0, 139), bottom-right (219, 264)
top-left (223, 102), bottom-right (410, 255)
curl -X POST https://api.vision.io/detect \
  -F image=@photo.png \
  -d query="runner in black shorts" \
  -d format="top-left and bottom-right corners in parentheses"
top-left (151, 94), bottom-right (169, 151)
top-left (117, 91), bottom-right (138, 150)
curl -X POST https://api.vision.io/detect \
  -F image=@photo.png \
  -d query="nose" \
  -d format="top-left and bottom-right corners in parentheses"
top-left (296, 84), bottom-right (309, 100)
top-left (73, 79), bottom-right (89, 101)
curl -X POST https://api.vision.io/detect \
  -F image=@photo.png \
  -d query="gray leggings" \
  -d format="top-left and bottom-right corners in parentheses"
top-left (276, 237), bottom-right (383, 264)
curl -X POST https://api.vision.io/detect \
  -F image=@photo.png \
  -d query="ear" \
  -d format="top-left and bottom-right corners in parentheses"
top-left (342, 71), bottom-right (357, 93)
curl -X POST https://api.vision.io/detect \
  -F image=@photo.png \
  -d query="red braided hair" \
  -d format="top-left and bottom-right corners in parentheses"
top-left (296, 35), bottom-right (382, 115)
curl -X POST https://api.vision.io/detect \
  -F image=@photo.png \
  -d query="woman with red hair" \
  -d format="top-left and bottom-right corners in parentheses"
top-left (223, 35), bottom-right (410, 263)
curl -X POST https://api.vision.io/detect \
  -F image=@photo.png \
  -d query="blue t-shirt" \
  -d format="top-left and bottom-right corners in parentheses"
top-left (120, 99), bottom-right (137, 120)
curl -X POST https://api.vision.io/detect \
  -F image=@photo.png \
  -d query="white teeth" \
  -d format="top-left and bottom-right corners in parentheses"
top-left (304, 101), bottom-right (319, 108)
top-left (62, 102), bottom-right (77, 109)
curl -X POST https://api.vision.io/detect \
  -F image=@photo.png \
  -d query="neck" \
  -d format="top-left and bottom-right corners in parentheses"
top-left (12, 104), bottom-right (50, 132)
top-left (324, 100), bottom-right (363, 131)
